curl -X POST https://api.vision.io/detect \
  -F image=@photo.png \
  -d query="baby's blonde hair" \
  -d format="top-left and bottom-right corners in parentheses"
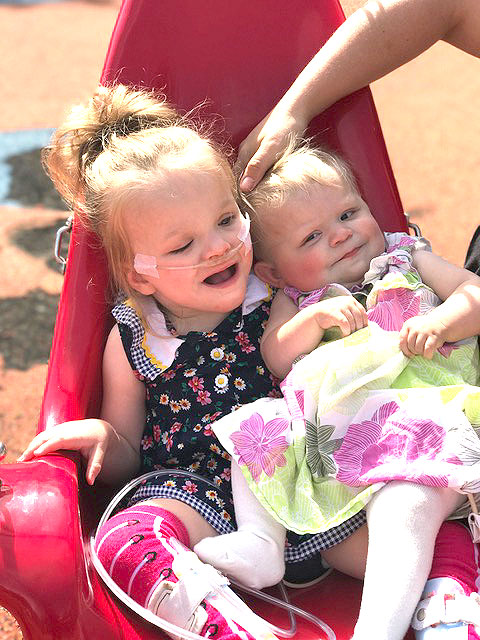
top-left (44, 84), bottom-right (237, 300)
top-left (246, 142), bottom-right (359, 259)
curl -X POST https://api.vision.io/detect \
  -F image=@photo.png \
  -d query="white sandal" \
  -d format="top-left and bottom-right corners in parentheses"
top-left (412, 578), bottom-right (480, 638)
top-left (147, 538), bottom-right (279, 640)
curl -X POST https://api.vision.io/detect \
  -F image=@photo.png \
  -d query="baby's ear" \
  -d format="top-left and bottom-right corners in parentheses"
top-left (126, 268), bottom-right (157, 296)
top-left (253, 260), bottom-right (286, 289)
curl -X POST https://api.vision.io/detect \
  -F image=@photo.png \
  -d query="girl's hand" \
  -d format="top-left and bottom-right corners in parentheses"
top-left (17, 419), bottom-right (117, 485)
top-left (399, 315), bottom-right (448, 359)
top-left (313, 296), bottom-right (368, 336)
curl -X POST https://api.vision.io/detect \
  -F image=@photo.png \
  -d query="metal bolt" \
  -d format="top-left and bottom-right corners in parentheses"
top-left (416, 608), bottom-right (426, 622)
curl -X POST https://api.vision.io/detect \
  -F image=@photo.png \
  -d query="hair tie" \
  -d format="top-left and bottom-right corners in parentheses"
top-left (79, 113), bottom-right (161, 170)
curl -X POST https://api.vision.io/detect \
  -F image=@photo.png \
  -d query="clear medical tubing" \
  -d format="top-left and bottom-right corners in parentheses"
top-left (90, 468), bottom-right (336, 640)
top-left (133, 214), bottom-right (252, 275)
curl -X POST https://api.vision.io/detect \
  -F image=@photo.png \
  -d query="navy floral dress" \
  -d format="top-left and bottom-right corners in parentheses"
top-left (113, 275), bottom-right (366, 572)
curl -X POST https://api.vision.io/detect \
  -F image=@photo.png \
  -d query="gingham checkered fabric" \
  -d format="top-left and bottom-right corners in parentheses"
top-left (129, 479), bottom-right (367, 563)
top-left (112, 302), bottom-right (172, 381)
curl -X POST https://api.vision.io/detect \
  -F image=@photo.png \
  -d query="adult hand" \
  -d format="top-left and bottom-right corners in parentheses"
top-left (236, 108), bottom-right (309, 192)
top-left (18, 418), bottom-right (117, 485)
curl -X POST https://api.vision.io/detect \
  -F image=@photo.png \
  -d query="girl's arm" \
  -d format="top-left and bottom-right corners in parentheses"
top-left (237, 0), bottom-right (480, 191)
top-left (400, 250), bottom-right (480, 357)
top-left (96, 324), bottom-right (146, 484)
top-left (261, 290), bottom-right (367, 379)
top-left (19, 325), bottom-right (145, 486)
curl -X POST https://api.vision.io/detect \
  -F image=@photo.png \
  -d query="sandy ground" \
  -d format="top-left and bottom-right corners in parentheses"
top-left (0, 0), bottom-right (479, 637)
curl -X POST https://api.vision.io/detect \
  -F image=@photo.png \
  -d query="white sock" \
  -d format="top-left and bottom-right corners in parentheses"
top-left (352, 482), bottom-right (464, 640)
top-left (194, 462), bottom-right (286, 589)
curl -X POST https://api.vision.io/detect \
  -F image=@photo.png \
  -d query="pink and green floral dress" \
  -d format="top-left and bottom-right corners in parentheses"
top-left (211, 233), bottom-right (480, 534)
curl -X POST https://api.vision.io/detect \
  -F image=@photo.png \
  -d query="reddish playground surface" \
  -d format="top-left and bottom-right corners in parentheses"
top-left (0, 1), bottom-right (479, 637)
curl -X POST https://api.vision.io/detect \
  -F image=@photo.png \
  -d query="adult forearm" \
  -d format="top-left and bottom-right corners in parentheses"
top-left (278, 0), bottom-right (457, 123)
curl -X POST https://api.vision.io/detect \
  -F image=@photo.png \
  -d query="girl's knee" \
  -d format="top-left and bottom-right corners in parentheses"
top-left (138, 498), bottom-right (218, 546)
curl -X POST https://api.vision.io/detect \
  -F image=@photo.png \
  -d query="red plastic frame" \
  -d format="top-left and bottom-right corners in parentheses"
top-left (0, 1), bottom-right (412, 638)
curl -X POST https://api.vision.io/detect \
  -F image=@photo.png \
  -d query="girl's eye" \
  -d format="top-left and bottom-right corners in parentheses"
top-left (340, 209), bottom-right (357, 221)
top-left (219, 213), bottom-right (236, 227)
top-left (170, 240), bottom-right (193, 254)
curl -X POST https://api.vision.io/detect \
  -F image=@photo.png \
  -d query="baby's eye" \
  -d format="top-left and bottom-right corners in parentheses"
top-left (302, 231), bottom-right (322, 245)
top-left (340, 209), bottom-right (357, 221)
top-left (170, 240), bottom-right (193, 254)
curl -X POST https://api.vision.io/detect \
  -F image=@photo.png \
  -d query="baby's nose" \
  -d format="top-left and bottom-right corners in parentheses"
top-left (329, 225), bottom-right (352, 246)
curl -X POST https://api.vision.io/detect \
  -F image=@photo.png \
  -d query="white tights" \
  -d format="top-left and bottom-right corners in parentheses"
top-left (195, 465), bottom-right (465, 639)
top-left (352, 481), bottom-right (464, 640)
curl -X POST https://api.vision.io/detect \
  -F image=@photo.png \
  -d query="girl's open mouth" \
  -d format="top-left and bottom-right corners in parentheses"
top-left (203, 264), bottom-right (237, 285)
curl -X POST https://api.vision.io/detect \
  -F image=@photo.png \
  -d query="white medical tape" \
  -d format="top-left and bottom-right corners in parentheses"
top-left (134, 253), bottom-right (159, 278)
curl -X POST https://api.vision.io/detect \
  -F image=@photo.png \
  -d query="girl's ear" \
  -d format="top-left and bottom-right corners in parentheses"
top-left (126, 268), bottom-right (157, 296)
top-left (253, 260), bottom-right (287, 289)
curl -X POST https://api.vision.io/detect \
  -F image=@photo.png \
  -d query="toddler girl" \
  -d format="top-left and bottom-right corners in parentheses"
top-left (19, 87), bottom-right (368, 639)
top-left (196, 144), bottom-right (480, 639)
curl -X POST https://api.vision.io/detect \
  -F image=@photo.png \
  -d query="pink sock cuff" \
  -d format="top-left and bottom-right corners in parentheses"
top-left (430, 521), bottom-right (478, 594)
top-left (108, 503), bottom-right (190, 547)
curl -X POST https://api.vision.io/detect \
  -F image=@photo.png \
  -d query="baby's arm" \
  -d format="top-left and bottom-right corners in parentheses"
top-left (19, 325), bottom-right (145, 485)
top-left (400, 250), bottom-right (480, 358)
top-left (261, 290), bottom-right (368, 379)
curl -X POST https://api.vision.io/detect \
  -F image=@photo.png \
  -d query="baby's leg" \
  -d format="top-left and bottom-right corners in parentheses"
top-left (194, 462), bottom-right (286, 589)
top-left (95, 499), bottom-right (270, 640)
top-left (352, 482), bottom-right (465, 640)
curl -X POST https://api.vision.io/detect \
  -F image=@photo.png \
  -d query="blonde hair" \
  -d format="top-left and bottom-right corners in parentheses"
top-left (246, 142), bottom-right (359, 259)
top-left (44, 84), bottom-right (237, 300)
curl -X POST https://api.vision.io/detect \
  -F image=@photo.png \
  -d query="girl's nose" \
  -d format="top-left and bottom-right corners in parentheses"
top-left (204, 231), bottom-right (231, 260)
top-left (329, 225), bottom-right (352, 247)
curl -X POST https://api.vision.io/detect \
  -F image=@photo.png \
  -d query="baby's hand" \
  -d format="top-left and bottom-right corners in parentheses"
top-left (18, 419), bottom-right (116, 485)
top-left (399, 315), bottom-right (448, 359)
top-left (313, 296), bottom-right (368, 337)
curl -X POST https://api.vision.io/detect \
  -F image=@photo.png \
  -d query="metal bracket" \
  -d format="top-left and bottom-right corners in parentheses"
top-left (0, 441), bottom-right (6, 489)
top-left (404, 212), bottom-right (422, 237)
top-left (54, 215), bottom-right (74, 274)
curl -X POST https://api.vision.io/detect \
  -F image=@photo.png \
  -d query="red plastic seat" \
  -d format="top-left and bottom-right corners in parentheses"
top-left (0, 1), bottom-right (411, 638)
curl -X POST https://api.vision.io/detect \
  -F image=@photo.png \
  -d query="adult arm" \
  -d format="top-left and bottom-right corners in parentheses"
top-left (238, 0), bottom-right (480, 191)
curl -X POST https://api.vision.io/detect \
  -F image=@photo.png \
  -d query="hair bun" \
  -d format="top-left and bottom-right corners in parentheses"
top-left (43, 84), bottom-right (179, 205)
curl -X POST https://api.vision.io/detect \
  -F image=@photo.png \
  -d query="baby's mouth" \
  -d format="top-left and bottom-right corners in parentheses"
top-left (203, 264), bottom-right (237, 285)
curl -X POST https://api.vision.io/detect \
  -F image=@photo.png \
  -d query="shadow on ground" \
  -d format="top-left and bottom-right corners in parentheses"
top-left (0, 289), bottom-right (60, 370)
top-left (1, 147), bottom-right (69, 370)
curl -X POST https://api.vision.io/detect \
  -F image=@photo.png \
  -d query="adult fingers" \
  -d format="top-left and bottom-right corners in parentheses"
top-left (239, 144), bottom-right (276, 192)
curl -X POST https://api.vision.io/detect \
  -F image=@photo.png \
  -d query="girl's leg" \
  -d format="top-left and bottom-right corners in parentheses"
top-left (321, 523), bottom-right (368, 580)
top-left (412, 520), bottom-right (480, 639)
top-left (194, 462), bottom-right (286, 589)
top-left (95, 498), bottom-right (274, 640)
top-left (352, 482), bottom-right (465, 640)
